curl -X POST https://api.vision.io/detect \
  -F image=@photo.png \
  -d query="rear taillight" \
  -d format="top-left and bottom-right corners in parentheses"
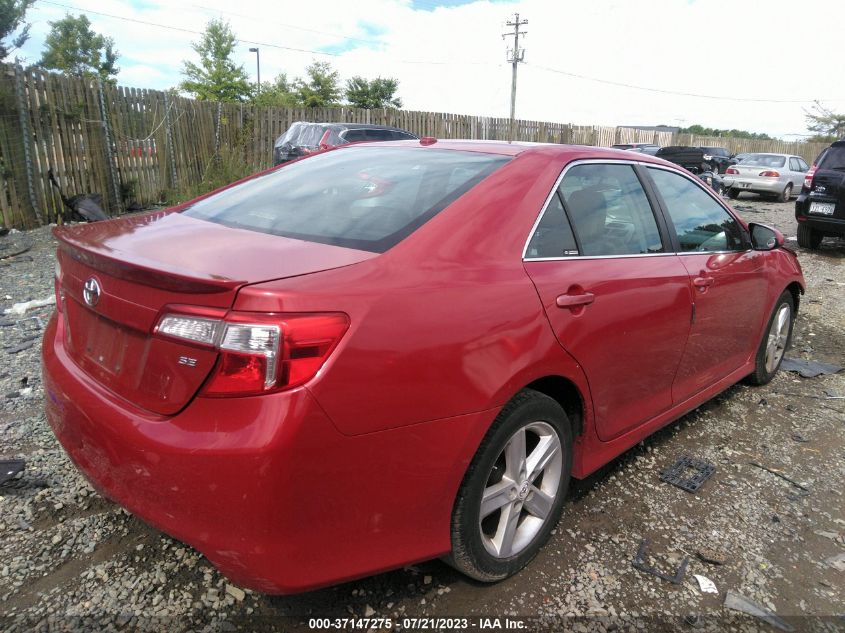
top-left (725, 167), bottom-right (739, 175)
top-left (759, 170), bottom-right (780, 178)
top-left (155, 311), bottom-right (349, 396)
top-left (803, 165), bottom-right (817, 190)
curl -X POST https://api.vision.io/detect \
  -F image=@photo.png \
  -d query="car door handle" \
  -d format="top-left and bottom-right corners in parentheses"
top-left (693, 276), bottom-right (714, 289)
top-left (556, 292), bottom-right (595, 308)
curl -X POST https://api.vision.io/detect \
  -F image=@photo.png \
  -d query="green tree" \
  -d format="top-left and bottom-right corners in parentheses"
top-left (39, 14), bottom-right (118, 80)
top-left (180, 19), bottom-right (251, 102)
top-left (251, 73), bottom-right (298, 107)
top-left (805, 101), bottom-right (845, 142)
top-left (680, 124), bottom-right (773, 141)
top-left (294, 61), bottom-right (341, 108)
top-left (0, 0), bottom-right (34, 60)
top-left (345, 76), bottom-right (402, 109)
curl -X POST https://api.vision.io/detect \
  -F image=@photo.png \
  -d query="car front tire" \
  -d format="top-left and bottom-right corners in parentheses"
top-left (745, 290), bottom-right (794, 386)
top-left (446, 389), bottom-right (572, 582)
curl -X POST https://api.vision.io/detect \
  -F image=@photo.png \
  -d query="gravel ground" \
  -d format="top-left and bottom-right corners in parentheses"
top-left (0, 196), bottom-right (843, 632)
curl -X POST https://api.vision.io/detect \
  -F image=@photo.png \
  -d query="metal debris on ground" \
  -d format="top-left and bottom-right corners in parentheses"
top-left (632, 539), bottom-right (689, 585)
top-left (748, 461), bottom-right (810, 492)
top-left (825, 553), bottom-right (845, 572)
top-left (692, 574), bottom-right (718, 594)
top-left (0, 459), bottom-right (25, 485)
top-left (659, 454), bottom-right (716, 493)
top-left (723, 590), bottom-right (795, 632)
top-left (780, 357), bottom-right (844, 378)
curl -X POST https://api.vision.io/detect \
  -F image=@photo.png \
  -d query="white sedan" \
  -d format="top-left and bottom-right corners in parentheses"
top-left (723, 153), bottom-right (810, 202)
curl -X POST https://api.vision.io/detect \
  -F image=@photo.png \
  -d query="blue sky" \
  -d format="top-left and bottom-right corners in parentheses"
top-left (9, 0), bottom-right (845, 138)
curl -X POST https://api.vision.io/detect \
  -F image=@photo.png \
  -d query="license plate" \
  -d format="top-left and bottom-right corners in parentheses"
top-left (809, 202), bottom-right (836, 215)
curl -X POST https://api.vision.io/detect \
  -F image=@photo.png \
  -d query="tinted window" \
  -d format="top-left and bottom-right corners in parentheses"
top-left (391, 131), bottom-right (417, 141)
top-left (558, 164), bottom-right (664, 256)
top-left (342, 129), bottom-right (368, 142)
top-left (790, 158), bottom-right (801, 171)
top-left (648, 168), bottom-right (745, 252)
top-left (742, 154), bottom-right (786, 168)
top-left (818, 146), bottom-right (845, 170)
top-left (364, 129), bottom-right (396, 141)
top-left (275, 123), bottom-right (328, 149)
top-left (184, 147), bottom-right (509, 253)
top-left (525, 192), bottom-right (578, 258)
top-left (702, 147), bottom-right (729, 157)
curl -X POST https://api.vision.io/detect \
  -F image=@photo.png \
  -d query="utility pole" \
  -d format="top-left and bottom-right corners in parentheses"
top-left (249, 47), bottom-right (261, 92)
top-left (503, 13), bottom-right (527, 143)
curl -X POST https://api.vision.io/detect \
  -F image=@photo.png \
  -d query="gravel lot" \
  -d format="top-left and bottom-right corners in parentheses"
top-left (1, 196), bottom-right (843, 632)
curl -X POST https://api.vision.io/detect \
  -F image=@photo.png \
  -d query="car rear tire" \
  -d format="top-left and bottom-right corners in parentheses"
top-left (797, 224), bottom-right (822, 249)
top-left (745, 290), bottom-right (794, 386)
top-left (728, 189), bottom-right (740, 200)
top-left (446, 389), bottom-right (572, 582)
top-left (778, 184), bottom-right (792, 203)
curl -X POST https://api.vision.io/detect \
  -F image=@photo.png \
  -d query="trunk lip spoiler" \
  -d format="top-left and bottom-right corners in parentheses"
top-left (55, 229), bottom-right (243, 295)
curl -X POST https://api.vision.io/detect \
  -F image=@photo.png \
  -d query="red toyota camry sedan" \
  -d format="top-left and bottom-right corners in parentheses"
top-left (43, 140), bottom-right (804, 593)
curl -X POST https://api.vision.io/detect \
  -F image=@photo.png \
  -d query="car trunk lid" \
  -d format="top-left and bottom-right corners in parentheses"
top-left (55, 210), bottom-right (376, 415)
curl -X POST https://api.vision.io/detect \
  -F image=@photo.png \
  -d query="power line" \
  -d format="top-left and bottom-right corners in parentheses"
top-left (526, 62), bottom-right (845, 104)
top-left (36, 0), bottom-right (495, 67)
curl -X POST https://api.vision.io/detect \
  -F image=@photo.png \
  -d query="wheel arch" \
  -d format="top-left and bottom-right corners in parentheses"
top-left (520, 375), bottom-right (585, 438)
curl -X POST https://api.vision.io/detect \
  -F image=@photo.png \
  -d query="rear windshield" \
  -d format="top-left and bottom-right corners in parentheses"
top-left (741, 154), bottom-right (786, 168)
top-left (275, 123), bottom-right (338, 149)
top-left (818, 146), bottom-right (845, 171)
top-left (701, 147), bottom-right (728, 156)
top-left (183, 147), bottom-right (510, 252)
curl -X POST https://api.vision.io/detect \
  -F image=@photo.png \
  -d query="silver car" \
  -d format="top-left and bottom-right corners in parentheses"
top-left (723, 153), bottom-right (810, 202)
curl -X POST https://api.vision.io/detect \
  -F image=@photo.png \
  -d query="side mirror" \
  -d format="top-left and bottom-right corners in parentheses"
top-left (749, 223), bottom-right (784, 251)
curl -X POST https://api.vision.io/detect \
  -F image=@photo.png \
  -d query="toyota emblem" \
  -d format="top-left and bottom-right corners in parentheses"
top-left (83, 277), bottom-right (101, 307)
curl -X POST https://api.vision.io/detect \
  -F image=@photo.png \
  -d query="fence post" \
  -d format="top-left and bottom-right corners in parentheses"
top-left (163, 91), bottom-right (178, 189)
top-left (97, 78), bottom-right (122, 215)
top-left (13, 64), bottom-right (42, 226)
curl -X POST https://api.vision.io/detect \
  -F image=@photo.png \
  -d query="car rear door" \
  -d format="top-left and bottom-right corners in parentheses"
top-left (523, 161), bottom-right (693, 442)
top-left (644, 166), bottom-right (770, 402)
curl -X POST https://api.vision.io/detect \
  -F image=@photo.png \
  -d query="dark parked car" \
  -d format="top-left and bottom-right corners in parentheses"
top-left (655, 146), bottom-right (725, 193)
top-left (611, 143), bottom-right (660, 155)
top-left (700, 146), bottom-right (736, 174)
top-left (45, 140), bottom-right (803, 593)
top-left (273, 121), bottom-right (418, 165)
top-left (795, 140), bottom-right (845, 248)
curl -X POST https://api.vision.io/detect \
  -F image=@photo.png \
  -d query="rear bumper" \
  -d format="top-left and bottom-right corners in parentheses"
top-left (43, 313), bottom-right (493, 593)
top-left (723, 177), bottom-right (784, 194)
top-left (795, 196), bottom-right (845, 234)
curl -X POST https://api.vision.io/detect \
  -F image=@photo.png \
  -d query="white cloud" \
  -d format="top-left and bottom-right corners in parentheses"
top-left (12, 0), bottom-right (845, 138)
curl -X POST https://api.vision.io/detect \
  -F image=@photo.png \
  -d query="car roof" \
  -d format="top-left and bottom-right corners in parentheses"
top-left (335, 138), bottom-right (675, 165)
top-left (293, 121), bottom-right (414, 133)
top-left (741, 152), bottom-right (797, 158)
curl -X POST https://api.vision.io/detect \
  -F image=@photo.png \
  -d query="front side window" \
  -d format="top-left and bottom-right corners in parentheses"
top-left (558, 164), bottom-right (664, 256)
top-left (648, 167), bottom-right (746, 252)
top-left (184, 147), bottom-right (509, 253)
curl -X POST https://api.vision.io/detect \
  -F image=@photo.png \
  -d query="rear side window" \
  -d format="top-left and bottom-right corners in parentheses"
top-left (525, 192), bottom-right (578, 258)
top-left (648, 168), bottom-right (745, 252)
top-left (559, 164), bottom-right (664, 256)
top-left (790, 157), bottom-right (801, 171)
top-left (183, 147), bottom-right (509, 253)
top-left (818, 146), bottom-right (845, 170)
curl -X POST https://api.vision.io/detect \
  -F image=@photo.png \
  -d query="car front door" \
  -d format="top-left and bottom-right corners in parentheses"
top-left (524, 161), bottom-right (693, 442)
top-left (645, 166), bottom-right (770, 403)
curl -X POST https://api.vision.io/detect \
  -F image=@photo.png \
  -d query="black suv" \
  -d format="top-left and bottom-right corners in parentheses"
top-left (273, 122), bottom-right (418, 165)
top-left (795, 140), bottom-right (845, 248)
top-left (699, 147), bottom-right (735, 174)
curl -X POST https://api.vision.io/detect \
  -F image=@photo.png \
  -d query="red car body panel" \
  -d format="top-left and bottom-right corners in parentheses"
top-left (43, 141), bottom-right (805, 593)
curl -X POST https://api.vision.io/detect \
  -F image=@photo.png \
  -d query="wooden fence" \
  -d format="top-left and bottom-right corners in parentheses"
top-left (0, 63), bottom-right (830, 229)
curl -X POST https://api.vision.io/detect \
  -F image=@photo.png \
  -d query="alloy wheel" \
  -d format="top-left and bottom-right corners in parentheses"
top-left (478, 421), bottom-right (562, 558)
top-left (764, 304), bottom-right (791, 374)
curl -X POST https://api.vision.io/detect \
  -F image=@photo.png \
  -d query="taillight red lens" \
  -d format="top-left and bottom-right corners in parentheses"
top-left (155, 311), bottom-right (349, 397)
top-left (759, 170), bottom-right (780, 178)
top-left (804, 165), bottom-right (816, 190)
top-left (725, 167), bottom-right (739, 175)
